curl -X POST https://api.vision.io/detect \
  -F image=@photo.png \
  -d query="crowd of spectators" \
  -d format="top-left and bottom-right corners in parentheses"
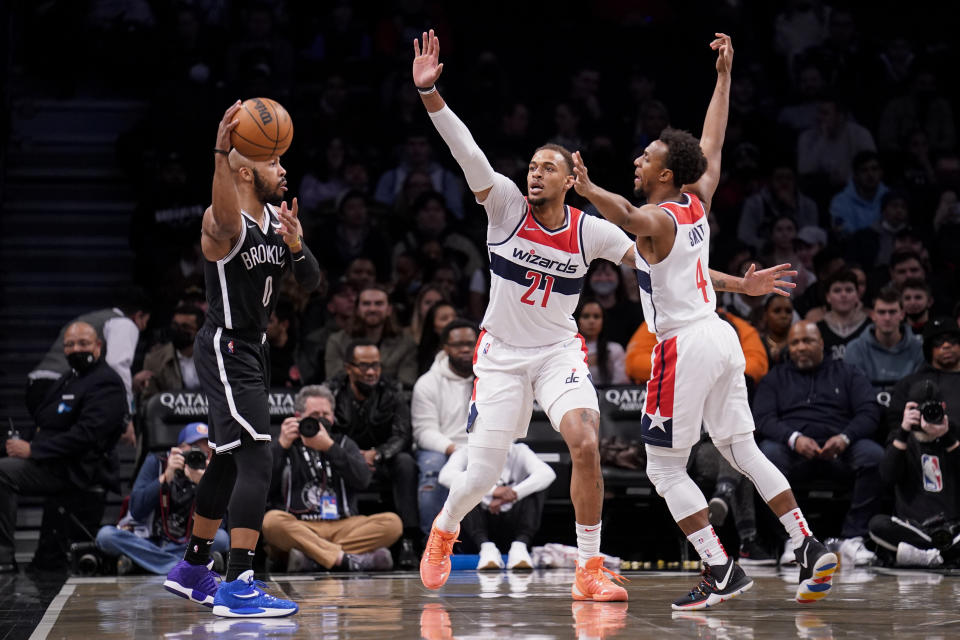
top-left (6, 0), bottom-right (960, 572)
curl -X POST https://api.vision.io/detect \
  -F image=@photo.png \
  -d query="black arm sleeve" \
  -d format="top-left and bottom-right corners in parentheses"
top-left (291, 242), bottom-right (321, 291)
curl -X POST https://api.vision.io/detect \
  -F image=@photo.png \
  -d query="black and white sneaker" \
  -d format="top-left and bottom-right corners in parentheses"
top-left (738, 537), bottom-right (776, 566)
top-left (794, 536), bottom-right (837, 604)
top-left (671, 556), bottom-right (753, 610)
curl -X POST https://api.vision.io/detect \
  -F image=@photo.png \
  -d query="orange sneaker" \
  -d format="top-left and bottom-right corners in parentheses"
top-left (571, 601), bottom-right (629, 638)
top-left (572, 556), bottom-right (629, 601)
top-left (420, 520), bottom-right (459, 590)
top-left (419, 603), bottom-right (453, 640)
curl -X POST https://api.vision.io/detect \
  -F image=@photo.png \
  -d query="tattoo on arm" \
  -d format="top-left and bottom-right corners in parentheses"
top-left (711, 276), bottom-right (727, 291)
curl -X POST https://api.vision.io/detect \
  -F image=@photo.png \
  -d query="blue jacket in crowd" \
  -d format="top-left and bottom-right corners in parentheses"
top-left (829, 179), bottom-right (889, 234)
top-left (844, 324), bottom-right (924, 390)
top-left (754, 356), bottom-right (881, 445)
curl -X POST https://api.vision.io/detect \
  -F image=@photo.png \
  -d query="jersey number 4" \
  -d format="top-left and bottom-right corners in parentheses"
top-left (520, 270), bottom-right (555, 307)
top-left (695, 258), bottom-right (709, 303)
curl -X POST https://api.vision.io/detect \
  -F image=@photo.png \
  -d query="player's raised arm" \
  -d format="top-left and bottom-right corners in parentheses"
top-left (683, 33), bottom-right (733, 211)
top-left (709, 263), bottom-right (798, 297)
top-left (207, 101), bottom-right (244, 244)
top-left (572, 151), bottom-right (674, 240)
top-left (413, 29), bottom-right (496, 203)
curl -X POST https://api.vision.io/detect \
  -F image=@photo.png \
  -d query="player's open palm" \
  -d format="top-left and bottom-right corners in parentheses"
top-left (741, 262), bottom-right (797, 297)
top-left (216, 100), bottom-right (242, 151)
top-left (413, 29), bottom-right (444, 88)
top-left (277, 198), bottom-right (302, 247)
top-left (571, 151), bottom-right (594, 197)
top-left (710, 33), bottom-right (733, 74)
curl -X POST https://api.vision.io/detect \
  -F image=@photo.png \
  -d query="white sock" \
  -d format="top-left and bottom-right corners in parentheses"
top-left (510, 540), bottom-right (528, 552)
top-left (480, 541), bottom-right (499, 554)
top-left (779, 508), bottom-right (812, 547)
top-left (434, 507), bottom-right (459, 533)
top-left (687, 524), bottom-right (728, 566)
top-left (576, 522), bottom-right (601, 566)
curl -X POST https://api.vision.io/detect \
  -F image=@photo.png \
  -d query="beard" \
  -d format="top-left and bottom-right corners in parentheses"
top-left (905, 310), bottom-right (927, 322)
top-left (528, 196), bottom-right (547, 207)
top-left (449, 356), bottom-right (474, 377)
top-left (252, 169), bottom-right (283, 205)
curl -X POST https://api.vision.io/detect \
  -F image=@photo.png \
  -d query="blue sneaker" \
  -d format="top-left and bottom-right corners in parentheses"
top-left (212, 570), bottom-right (299, 618)
top-left (163, 559), bottom-right (221, 608)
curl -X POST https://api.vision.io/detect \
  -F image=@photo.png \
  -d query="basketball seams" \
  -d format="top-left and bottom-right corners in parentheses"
top-left (232, 97), bottom-right (292, 160)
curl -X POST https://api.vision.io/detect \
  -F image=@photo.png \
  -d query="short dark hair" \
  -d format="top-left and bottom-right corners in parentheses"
top-left (440, 318), bottom-right (478, 344)
top-left (890, 250), bottom-right (924, 271)
top-left (873, 286), bottom-right (902, 308)
top-left (172, 305), bottom-right (205, 328)
top-left (533, 143), bottom-right (575, 175)
top-left (900, 277), bottom-right (931, 296)
top-left (824, 269), bottom-right (859, 293)
top-left (659, 128), bottom-right (707, 187)
top-left (852, 150), bottom-right (880, 171)
top-left (345, 338), bottom-right (378, 363)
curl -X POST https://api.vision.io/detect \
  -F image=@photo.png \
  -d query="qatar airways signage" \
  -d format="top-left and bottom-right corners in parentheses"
top-left (158, 391), bottom-right (296, 418)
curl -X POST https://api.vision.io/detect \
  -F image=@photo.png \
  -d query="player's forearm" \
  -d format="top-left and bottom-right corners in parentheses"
top-left (291, 242), bottom-right (321, 291)
top-left (699, 72), bottom-right (731, 167)
top-left (709, 268), bottom-right (743, 293)
top-left (210, 154), bottom-right (242, 234)
top-left (424, 99), bottom-right (496, 193)
top-left (579, 183), bottom-right (634, 229)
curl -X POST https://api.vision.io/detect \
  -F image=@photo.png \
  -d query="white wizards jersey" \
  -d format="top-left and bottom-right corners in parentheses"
top-left (480, 174), bottom-right (633, 348)
top-left (637, 192), bottom-right (715, 338)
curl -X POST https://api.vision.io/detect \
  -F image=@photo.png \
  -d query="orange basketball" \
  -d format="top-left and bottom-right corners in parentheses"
top-left (230, 97), bottom-right (294, 161)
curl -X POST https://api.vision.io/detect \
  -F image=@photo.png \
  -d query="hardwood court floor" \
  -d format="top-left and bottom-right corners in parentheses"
top-left (18, 566), bottom-right (960, 639)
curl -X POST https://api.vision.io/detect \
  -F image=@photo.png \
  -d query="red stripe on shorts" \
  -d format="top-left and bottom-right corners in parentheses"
top-left (576, 332), bottom-right (589, 366)
top-left (644, 336), bottom-right (677, 417)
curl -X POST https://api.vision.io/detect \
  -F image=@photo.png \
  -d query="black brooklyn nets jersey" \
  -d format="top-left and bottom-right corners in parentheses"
top-left (204, 205), bottom-right (290, 331)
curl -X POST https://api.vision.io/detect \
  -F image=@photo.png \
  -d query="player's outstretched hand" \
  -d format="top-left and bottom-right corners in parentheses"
top-left (571, 151), bottom-right (594, 197)
top-left (216, 100), bottom-right (241, 153)
top-left (741, 262), bottom-right (797, 297)
top-left (277, 198), bottom-right (303, 248)
top-left (710, 33), bottom-right (733, 75)
top-left (413, 29), bottom-right (444, 88)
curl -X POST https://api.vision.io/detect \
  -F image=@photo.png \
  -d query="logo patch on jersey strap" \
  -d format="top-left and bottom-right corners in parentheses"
top-left (565, 369), bottom-right (580, 384)
top-left (642, 337), bottom-right (677, 447)
top-left (227, 340), bottom-right (235, 354)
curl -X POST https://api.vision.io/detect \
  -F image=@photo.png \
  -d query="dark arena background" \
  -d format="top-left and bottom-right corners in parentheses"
top-left (2, 1), bottom-right (960, 638)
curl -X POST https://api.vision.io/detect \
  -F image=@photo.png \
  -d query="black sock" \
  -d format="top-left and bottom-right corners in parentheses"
top-left (184, 535), bottom-right (214, 566)
top-left (226, 548), bottom-right (255, 581)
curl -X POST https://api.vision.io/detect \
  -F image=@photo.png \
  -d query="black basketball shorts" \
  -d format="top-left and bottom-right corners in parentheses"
top-left (194, 323), bottom-right (272, 453)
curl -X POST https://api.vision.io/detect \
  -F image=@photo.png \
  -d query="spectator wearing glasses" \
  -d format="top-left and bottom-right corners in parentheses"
top-left (326, 340), bottom-right (420, 568)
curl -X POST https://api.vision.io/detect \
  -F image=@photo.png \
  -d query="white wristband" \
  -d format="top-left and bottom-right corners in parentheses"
top-left (788, 431), bottom-right (802, 450)
top-left (417, 85), bottom-right (437, 95)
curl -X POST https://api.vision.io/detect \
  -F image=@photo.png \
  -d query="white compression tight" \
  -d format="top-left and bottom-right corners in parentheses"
top-left (441, 443), bottom-right (509, 524)
top-left (645, 446), bottom-right (708, 522)
top-left (714, 434), bottom-right (790, 502)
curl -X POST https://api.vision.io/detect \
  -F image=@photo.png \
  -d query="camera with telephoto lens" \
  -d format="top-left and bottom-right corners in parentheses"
top-left (297, 416), bottom-right (332, 438)
top-left (909, 380), bottom-right (946, 430)
top-left (183, 446), bottom-right (207, 470)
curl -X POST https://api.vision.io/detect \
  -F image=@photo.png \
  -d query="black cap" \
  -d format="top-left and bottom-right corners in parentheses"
top-left (922, 317), bottom-right (960, 362)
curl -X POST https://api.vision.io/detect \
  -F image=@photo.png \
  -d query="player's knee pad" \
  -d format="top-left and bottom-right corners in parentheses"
top-left (444, 444), bottom-right (509, 521)
top-left (715, 435), bottom-right (789, 502)
top-left (646, 447), bottom-right (707, 521)
top-left (194, 450), bottom-right (237, 519)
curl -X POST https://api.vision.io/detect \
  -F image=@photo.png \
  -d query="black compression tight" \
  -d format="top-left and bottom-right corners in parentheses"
top-left (194, 434), bottom-right (272, 531)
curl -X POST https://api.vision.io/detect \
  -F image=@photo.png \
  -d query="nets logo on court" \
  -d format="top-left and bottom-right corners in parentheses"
top-left (603, 387), bottom-right (646, 412)
top-left (159, 392), bottom-right (209, 417)
top-left (252, 98), bottom-right (273, 125)
top-left (511, 248), bottom-right (578, 274)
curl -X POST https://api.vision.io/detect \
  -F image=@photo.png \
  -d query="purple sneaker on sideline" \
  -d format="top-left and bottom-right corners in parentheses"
top-left (164, 559), bottom-right (221, 607)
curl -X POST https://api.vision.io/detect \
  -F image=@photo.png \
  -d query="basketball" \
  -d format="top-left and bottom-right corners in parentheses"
top-left (230, 97), bottom-right (294, 161)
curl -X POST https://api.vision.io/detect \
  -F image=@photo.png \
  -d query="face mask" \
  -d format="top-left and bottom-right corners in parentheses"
top-left (354, 380), bottom-right (376, 397)
top-left (67, 351), bottom-right (97, 373)
top-left (591, 281), bottom-right (617, 296)
top-left (170, 329), bottom-right (194, 350)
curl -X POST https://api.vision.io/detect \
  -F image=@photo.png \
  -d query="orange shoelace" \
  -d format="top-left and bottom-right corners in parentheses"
top-left (586, 564), bottom-right (630, 587)
top-left (424, 530), bottom-right (459, 566)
